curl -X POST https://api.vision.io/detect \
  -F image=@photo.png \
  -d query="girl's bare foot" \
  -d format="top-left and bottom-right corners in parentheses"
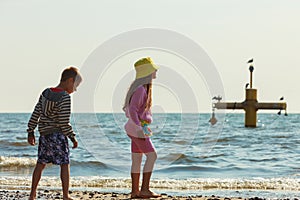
top-left (130, 191), bottom-right (141, 199)
top-left (139, 190), bottom-right (161, 198)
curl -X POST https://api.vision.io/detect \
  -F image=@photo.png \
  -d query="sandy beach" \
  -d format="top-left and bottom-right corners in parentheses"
top-left (0, 189), bottom-right (294, 200)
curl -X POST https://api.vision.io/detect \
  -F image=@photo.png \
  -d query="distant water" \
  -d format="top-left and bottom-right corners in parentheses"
top-left (0, 113), bottom-right (299, 198)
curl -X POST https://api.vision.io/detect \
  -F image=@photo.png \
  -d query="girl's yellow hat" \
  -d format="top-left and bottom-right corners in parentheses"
top-left (134, 57), bottom-right (159, 79)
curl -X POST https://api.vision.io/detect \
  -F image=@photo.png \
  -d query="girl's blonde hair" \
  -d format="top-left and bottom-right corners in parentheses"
top-left (123, 74), bottom-right (153, 112)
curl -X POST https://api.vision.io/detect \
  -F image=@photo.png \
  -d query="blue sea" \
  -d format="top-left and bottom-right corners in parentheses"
top-left (0, 113), bottom-right (299, 198)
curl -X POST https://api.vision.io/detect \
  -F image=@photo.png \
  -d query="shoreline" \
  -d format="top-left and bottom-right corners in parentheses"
top-left (0, 176), bottom-right (299, 199)
top-left (0, 189), bottom-right (264, 200)
top-left (0, 189), bottom-right (299, 200)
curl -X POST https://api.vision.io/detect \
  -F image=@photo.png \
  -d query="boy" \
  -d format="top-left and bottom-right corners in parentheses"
top-left (27, 67), bottom-right (82, 200)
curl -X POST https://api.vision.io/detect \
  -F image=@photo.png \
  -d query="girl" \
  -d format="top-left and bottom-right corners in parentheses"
top-left (123, 57), bottom-right (161, 198)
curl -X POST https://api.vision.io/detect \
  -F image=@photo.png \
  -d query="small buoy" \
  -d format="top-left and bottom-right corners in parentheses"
top-left (209, 113), bottom-right (217, 125)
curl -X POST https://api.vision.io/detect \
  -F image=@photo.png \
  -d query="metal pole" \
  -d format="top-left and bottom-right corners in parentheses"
top-left (249, 65), bottom-right (254, 89)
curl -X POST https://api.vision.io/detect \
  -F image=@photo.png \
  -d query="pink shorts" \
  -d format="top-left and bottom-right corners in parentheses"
top-left (128, 135), bottom-right (155, 153)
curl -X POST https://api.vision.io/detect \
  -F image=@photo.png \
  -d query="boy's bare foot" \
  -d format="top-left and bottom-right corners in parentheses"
top-left (139, 190), bottom-right (161, 198)
top-left (63, 196), bottom-right (74, 200)
top-left (28, 193), bottom-right (36, 200)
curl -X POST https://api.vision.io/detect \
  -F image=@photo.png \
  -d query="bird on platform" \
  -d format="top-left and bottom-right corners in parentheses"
top-left (247, 58), bottom-right (253, 63)
top-left (212, 96), bottom-right (222, 102)
top-left (278, 110), bottom-right (282, 115)
top-left (245, 83), bottom-right (249, 89)
top-left (279, 96), bottom-right (284, 101)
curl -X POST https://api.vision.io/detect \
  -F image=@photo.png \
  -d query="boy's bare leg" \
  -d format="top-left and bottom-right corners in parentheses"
top-left (29, 163), bottom-right (46, 200)
top-left (60, 164), bottom-right (72, 200)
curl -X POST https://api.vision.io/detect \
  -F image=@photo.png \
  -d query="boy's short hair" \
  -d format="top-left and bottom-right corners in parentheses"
top-left (60, 67), bottom-right (82, 82)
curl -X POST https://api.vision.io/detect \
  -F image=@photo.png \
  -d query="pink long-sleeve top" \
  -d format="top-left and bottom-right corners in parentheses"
top-left (126, 86), bottom-right (152, 128)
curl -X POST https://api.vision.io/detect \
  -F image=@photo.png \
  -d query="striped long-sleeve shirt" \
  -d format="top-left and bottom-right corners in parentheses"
top-left (27, 88), bottom-right (76, 141)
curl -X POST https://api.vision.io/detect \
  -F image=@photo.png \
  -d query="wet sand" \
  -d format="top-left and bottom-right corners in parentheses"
top-left (0, 189), bottom-right (285, 200)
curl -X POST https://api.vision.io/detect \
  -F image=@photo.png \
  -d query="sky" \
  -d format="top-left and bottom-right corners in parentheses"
top-left (0, 0), bottom-right (299, 113)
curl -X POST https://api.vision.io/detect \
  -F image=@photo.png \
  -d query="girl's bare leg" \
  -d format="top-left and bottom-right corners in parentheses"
top-left (140, 152), bottom-right (160, 198)
top-left (131, 153), bottom-right (143, 197)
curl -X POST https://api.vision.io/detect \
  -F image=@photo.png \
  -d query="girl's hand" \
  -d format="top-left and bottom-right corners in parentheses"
top-left (137, 129), bottom-right (146, 140)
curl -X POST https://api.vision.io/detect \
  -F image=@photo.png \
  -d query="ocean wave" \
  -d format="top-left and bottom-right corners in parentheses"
top-left (71, 160), bottom-right (107, 168)
top-left (0, 140), bottom-right (28, 147)
top-left (161, 165), bottom-right (219, 172)
top-left (10, 141), bottom-right (29, 147)
top-left (16, 136), bottom-right (27, 140)
top-left (240, 157), bottom-right (279, 162)
top-left (0, 156), bottom-right (108, 169)
top-left (1, 130), bottom-right (13, 133)
top-left (0, 156), bottom-right (36, 167)
top-left (0, 176), bottom-right (299, 191)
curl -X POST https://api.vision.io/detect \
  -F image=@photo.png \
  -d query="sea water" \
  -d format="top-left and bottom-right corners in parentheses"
top-left (0, 113), bottom-right (299, 198)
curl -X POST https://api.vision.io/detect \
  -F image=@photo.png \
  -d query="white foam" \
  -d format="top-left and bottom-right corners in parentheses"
top-left (0, 176), bottom-right (299, 191)
top-left (0, 156), bottom-right (36, 167)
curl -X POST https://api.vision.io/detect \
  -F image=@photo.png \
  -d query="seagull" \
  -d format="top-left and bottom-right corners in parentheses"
top-left (279, 96), bottom-right (284, 101)
top-left (247, 58), bottom-right (253, 63)
top-left (277, 110), bottom-right (281, 115)
top-left (212, 96), bottom-right (222, 101)
top-left (245, 83), bottom-right (249, 89)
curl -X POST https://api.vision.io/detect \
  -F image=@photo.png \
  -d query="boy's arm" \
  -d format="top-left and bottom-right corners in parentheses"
top-left (58, 95), bottom-right (77, 143)
top-left (27, 95), bottom-right (42, 137)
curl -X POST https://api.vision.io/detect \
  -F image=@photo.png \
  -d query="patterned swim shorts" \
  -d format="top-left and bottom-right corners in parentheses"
top-left (37, 132), bottom-right (70, 165)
